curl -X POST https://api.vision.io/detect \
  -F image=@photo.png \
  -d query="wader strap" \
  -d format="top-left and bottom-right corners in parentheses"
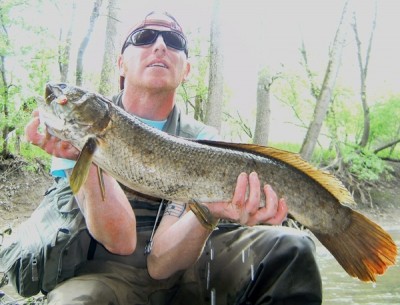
top-left (144, 199), bottom-right (167, 255)
top-left (87, 237), bottom-right (97, 260)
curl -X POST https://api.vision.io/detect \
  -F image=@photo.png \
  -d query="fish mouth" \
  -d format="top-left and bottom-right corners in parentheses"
top-left (45, 83), bottom-right (67, 104)
top-left (45, 83), bottom-right (56, 104)
top-left (40, 83), bottom-right (70, 134)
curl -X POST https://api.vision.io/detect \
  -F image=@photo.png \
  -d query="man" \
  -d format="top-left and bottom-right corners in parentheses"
top-left (25, 11), bottom-right (322, 305)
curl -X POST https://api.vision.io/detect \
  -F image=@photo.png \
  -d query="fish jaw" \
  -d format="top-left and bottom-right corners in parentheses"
top-left (39, 82), bottom-right (112, 144)
top-left (45, 82), bottom-right (88, 106)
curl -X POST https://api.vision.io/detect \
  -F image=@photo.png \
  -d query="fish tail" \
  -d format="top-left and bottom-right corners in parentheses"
top-left (314, 210), bottom-right (397, 282)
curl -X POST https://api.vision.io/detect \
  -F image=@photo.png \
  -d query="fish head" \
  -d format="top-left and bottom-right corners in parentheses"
top-left (38, 82), bottom-right (111, 144)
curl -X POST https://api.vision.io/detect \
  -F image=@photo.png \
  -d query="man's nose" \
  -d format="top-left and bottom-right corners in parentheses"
top-left (153, 35), bottom-right (167, 54)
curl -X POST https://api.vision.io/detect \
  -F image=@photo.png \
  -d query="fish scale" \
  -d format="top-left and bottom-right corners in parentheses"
top-left (38, 82), bottom-right (397, 283)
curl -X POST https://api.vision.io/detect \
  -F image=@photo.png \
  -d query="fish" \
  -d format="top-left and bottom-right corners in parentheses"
top-left (38, 82), bottom-right (397, 282)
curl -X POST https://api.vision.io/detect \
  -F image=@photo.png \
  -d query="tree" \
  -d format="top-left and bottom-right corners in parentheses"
top-left (352, 2), bottom-right (377, 148)
top-left (57, 0), bottom-right (76, 83)
top-left (178, 30), bottom-right (209, 122)
top-left (98, 0), bottom-right (118, 96)
top-left (1, 0), bottom-right (54, 158)
top-left (0, 1), bottom-right (15, 158)
top-left (253, 69), bottom-right (280, 146)
top-left (300, 0), bottom-right (351, 161)
top-left (76, 0), bottom-right (103, 86)
top-left (205, 0), bottom-right (223, 131)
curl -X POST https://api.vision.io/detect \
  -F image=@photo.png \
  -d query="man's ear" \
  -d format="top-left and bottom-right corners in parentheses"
top-left (182, 61), bottom-right (191, 82)
top-left (118, 54), bottom-right (125, 77)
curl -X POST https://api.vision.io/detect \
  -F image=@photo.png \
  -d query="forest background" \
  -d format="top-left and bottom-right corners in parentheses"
top-left (1, 0), bottom-right (400, 211)
top-left (2, 1), bottom-right (400, 304)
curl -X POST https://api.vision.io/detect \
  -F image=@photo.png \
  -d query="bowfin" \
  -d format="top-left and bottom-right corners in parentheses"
top-left (195, 140), bottom-right (355, 206)
top-left (69, 137), bottom-right (98, 194)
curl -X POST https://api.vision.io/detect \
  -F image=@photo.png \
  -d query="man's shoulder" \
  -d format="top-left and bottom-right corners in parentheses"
top-left (179, 112), bottom-right (219, 140)
top-left (111, 91), bottom-right (123, 107)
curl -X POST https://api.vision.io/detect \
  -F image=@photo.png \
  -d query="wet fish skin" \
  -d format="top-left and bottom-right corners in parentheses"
top-left (38, 82), bottom-right (397, 282)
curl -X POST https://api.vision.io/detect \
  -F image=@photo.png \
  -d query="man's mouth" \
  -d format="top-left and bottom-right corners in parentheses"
top-left (147, 61), bottom-right (168, 69)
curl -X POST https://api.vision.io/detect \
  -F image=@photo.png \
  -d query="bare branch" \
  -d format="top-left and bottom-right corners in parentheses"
top-left (351, 2), bottom-right (377, 147)
top-left (300, 40), bottom-right (319, 99)
top-left (373, 139), bottom-right (400, 154)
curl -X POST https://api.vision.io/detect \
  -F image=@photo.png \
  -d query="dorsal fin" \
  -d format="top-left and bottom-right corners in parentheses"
top-left (195, 140), bottom-right (355, 206)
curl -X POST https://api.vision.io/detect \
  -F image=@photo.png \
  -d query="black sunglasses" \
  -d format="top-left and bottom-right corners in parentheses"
top-left (122, 29), bottom-right (188, 56)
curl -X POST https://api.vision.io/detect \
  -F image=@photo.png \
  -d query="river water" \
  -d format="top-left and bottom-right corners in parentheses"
top-left (316, 228), bottom-right (400, 305)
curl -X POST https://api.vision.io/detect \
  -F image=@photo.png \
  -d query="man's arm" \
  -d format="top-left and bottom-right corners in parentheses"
top-left (71, 165), bottom-right (136, 255)
top-left (147, 202), bottom-right (211, 280)
top-left (147, 172), bottom-right (288, 280)
top-left (25, 111), bottom-right (137, 255)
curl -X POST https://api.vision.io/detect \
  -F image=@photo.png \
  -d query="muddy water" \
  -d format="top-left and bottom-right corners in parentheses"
top-left (316, 228), bottom-right (400, 305)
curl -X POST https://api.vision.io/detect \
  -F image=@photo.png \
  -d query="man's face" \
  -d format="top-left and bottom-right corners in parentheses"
top-left (119, 25), bottom-right (190, 93)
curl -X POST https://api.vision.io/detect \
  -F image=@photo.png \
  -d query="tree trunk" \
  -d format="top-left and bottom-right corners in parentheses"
top-left (76, 0), bottom-right (103, 86)
top-left (0, 12), bottom-right (11, 158)
top-left (205, 0), bottom-right (224, 131)
top-left (352, 3), bottom-right (377, 148)
top-left (0, 55), bottom-right (10, 158)
top-left (58, 0), bottom-right (76, 82)
top-left (300, 0), bottom-right (350, 161)
top-left (253, 70), bottom-right (272, 145)
top-left (99, 0), bottom-right (117, 96)
top-left (194, 93), bottom-right (204, 122)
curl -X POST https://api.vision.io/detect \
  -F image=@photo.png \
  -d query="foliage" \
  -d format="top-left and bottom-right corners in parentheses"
top-left (273, 73), bottom-right (315, 131)
top-left (222, 106), bottom-right (252, 142)
top-left (177, 29), bottom-right (210, 121)
top-left (325, 86), bottom-right (360, 143)
top-left (272, 72), bottom-right (396, 184)
top-left (369, 95), bottom-right (400, 154)
top-left (272, 142), bottom-right (301, 154)
top-left (342, 147), bottom-right (389, 181)
top-left (0, 0), bottom-right (58, 159)
top-left (19, 141), bottom-right (52, 172)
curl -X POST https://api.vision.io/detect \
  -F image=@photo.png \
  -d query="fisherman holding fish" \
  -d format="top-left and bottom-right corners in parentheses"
top-left (25, 11), bottom-right (323, 305)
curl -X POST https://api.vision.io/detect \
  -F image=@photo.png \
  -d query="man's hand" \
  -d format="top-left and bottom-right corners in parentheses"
top-left (25, 110), bottom-right (79, 160)
top-left (204, 172), bottom-right (288, 226)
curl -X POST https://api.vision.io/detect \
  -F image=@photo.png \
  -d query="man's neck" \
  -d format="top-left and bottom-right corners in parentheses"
top-left (121, 88), bottom-right (175, 121)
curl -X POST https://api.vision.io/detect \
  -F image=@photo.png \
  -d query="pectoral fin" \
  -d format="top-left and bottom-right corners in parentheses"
top-left (188, 200), bottom-right (219, 231)
top-left (69, 137), bottom-right (98, 194)
top-left (97, 166), bottom-right (106, 201)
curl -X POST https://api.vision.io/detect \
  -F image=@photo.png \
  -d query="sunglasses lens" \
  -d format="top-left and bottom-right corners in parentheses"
top-left (162, 32), bottom-right (186, 51)
top-left (131, 29), bottom-right (158, 46)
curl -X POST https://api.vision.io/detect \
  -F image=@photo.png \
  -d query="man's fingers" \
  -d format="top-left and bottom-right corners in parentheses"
top-left (24, 110), bottom-right (79, 159)
top-left (25, 116), bottom-right (44, 146)
top-left (249, 184), bottom-right (287, 225)
top-left (232, 172), bottom-right (248, 208)
top-left (32, 109), bottom-right (39, 117)
top-left (204, 174), bottom-right (289, 226)
top-left (246, 172), bottom-right (260, 215)
top-left (264, 184), bottom-right (278, 219)
top-left (265, 198), bottom-right (288, 225)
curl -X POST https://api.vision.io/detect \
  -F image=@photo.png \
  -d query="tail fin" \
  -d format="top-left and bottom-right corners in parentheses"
top-left (314, 210), bottom-right (397, 282)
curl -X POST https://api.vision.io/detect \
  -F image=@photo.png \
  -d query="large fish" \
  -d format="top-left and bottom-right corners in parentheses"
top-left (38, 82), bottom-right (397, 282)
